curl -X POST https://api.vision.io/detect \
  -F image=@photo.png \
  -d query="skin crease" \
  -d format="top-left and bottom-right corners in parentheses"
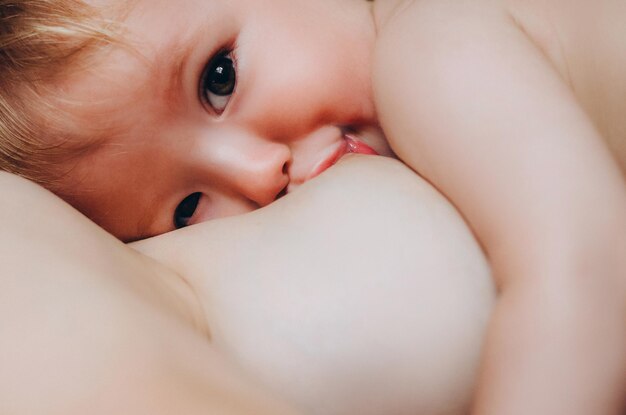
top-left (49, 0), bottom-right (392, 241)
top-left (1, 157), bottom-right (494, 415)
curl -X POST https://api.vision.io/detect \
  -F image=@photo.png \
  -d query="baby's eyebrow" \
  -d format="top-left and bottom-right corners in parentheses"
top-left (154, 49), bottom-right (188, 108)
top-left (145, 29), bottom-right (201, 110)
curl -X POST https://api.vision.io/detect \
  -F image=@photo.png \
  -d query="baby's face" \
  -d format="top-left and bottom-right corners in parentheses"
top-left (52, 0), bottom-right (391, 241)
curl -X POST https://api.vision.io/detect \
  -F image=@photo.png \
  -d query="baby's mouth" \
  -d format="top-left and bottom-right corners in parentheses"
top-left (284, 125), bottom-right (389, 195)
top-left (305, 134), bottom-right (380, 182)
top-left (344, 133), bottom-right (381, 156)
top-left (344, 125), bottom-right (394, 158)
top-left (301, 124), bottom-right (387, 188)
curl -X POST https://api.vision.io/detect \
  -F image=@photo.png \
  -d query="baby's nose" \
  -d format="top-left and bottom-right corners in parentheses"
top-left (232, 142), bottom-right (291, 208)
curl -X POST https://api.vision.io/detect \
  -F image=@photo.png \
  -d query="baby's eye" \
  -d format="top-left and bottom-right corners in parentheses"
top-left (174, 192), bottom-right (202, 229)
top-left (200, 50), bottom-right (236, 114)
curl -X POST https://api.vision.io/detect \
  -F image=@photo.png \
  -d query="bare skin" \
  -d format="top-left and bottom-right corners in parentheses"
top-left (3, 0), bottom-right (624, 413)
top-left (0, 171), bottom-right (298, 415)
top-left (47, 0), bottom-right (392, 241)
top-left (133, 155), bottom-right (495, 414)
top-left (373, 0), bottom-right (626, 414)
top-left (0, 156), bottom-right (495, 415)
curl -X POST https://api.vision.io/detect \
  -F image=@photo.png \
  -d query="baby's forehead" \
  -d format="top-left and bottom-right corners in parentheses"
top-left (51, 2), bottom-right (204, 121)
top-left (48, 45), bottom-right (173, 145)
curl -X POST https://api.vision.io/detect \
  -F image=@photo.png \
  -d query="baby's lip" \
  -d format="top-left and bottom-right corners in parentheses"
top-left (306, 134), bottom-right (380, 181)
top-left (343, 133), bottom-right (380, 156)
top-left (306, 140), bottom-right (349, 181)
top-left (285, 127), bottom-right (382, 194)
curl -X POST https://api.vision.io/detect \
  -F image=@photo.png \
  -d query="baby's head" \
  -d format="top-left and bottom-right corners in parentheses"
top-left (1, 0), bottom-right (391, 241)
top-left (0, 1), bottom-right (119, 193)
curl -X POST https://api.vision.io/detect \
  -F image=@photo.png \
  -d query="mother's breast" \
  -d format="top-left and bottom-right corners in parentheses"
top-left (171, 156), bottom-right (495, 415)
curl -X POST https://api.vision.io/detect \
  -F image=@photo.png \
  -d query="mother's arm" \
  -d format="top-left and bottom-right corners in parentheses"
top-left (0, 172), bottom-right (298, 415)
top-left (373, 1), bottom-right (626, 413)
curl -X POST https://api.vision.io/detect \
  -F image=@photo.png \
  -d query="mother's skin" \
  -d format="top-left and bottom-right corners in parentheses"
top-left (1, 156), bottom-right (494, 415)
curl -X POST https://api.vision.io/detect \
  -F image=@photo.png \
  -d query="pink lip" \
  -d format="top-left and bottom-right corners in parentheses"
top-left (344, 134), bottom-right (380, 156)
top-left (307, 135), bottom-right (379, 181)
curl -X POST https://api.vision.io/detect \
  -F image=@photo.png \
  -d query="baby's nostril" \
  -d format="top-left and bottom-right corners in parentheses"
top-left (282, 161), bottom-right (289, 175)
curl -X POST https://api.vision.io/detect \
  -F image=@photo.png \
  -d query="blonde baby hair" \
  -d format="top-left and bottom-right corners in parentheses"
top-left (0, 0), bottom-right (121, 188)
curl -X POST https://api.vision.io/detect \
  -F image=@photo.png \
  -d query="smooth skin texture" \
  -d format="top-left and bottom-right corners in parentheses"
top-left (0, 171), bottom-right (298, 415)
top-left (49, 0), bottom-right (392, 241)
top-left (133, 155), bottom-right (495, 415)
top-left (8, 0), bottom-right (626, 412)
top-left (373, 0), bottom-right (626, 414)
top-left (1, 156), bottom-right (494, 415)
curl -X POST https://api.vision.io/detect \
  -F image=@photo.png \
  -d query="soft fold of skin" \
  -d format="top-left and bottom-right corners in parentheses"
top-left (135, 156), bottom-right (495, 415)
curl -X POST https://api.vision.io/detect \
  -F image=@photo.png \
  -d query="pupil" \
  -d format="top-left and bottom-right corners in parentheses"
top-left (208, 56), bottom-right (235, 96)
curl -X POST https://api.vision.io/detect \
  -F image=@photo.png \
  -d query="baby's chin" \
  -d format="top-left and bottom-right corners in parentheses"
top-left (175, 157), bottom-right (495, 415)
